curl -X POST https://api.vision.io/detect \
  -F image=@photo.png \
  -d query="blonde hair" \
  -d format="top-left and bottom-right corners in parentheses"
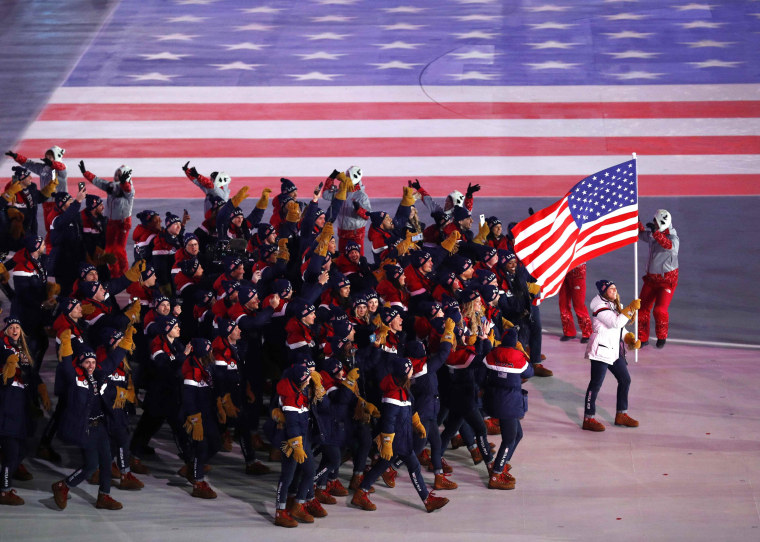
top-left (461, 300), bottom-right (483, 336)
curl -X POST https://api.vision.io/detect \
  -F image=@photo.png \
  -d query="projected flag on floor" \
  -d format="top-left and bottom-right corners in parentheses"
top-left (512, 159), bottom-right (639, 303)
top-left (2, 0), bottom-right (759, 198)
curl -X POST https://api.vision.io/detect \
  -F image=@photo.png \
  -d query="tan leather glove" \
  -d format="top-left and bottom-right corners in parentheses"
top-left (2, 354), bottom-right (19, 384)
top-left (527, 282), bottom-right (541, 296)
top-left (2, 181), bottom-right (23, 204)
top-left (441, 230), bottom-right (461, 254)
top-left (183, 413), bottom-right (204, 441)
top-left (376, 432), bottom-right (395, 461)
top-left (621, 299), bottom-right (642, 318)
top-left (276, 237), bottom-right (290, 262)
top-left (124, 259), bottom-right (146, 282)
top-left (316, 222), bottom-right (334, 244)
top-left (216, 396), bottom-right (227, 424)
top-left (256, 188), bottom-right (272, 210)
top-left (335, 176), bottom-right (351, 201)
top-left (282, 436), bottom-right (307, 463)
top-left (118, 326), bottom-right (137, 353)
top-left (473, 222), bottom-right (490, 245)
top-left (0, 263), bottom-right (10, 284)
top-left (440, 318), bottom-right (457, 347)
top-left (124, 299), bottom-right (142, 324)
top-left (231, 186), bottom-right (249, 207)
top-left (40, 178), bottom-right (59, 198)
top-left (58, 329), bottom-right (73, 360)
top-left (412, 412), bottom-right (427, 439)
top-left (113, 388), bottom-right (128, 409)
top-left (400, 186), bottom-right (416, 207)
top-left (285, 200), bottom-right (301, 223)
top-left (624, 332), bottom-right (642, 350)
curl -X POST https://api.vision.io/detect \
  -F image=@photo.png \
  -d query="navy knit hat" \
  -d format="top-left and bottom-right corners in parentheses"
top-left (136, 209), bottom-right (158, 226)
top-left (223, 255), bottom-right (243, 275)
top-left (295, 300), bottom-right (316, 319)
top-left (24, 235), bottom-right (44, 254)
top-left (101, 327), bottom-right (124, 349)
top-left (155, 315), bottom-right (178, 335)
top-left (280, 177), bottom-right (297, 195)
top-left (258, 243), bottom-right (277, 260)
top-left (383, 263), bottom-right (404, 281)
top-left (230, 207), bottom-right (244, 220)
top-left (380, 305), bottom-right (400, 325)
top-left (53, 191), bottom-right (72, 211)
top-left (596, 279), bottom-right (615, 297)
top-left (412, 250), bottom-right (432, 268)
top-left (288, 363), bottom-right (311, 385)
top-left (352, 295), bottom-right (368, 310)
top-left (332, 273), bottom-right (351, 290)
top-left (436, 269), bottom-right (457, 288)
top-left (238, 286), bottom-right (258, 305)
top-left (216, 318), bottom-right (237, 338)
top-left (482, 246), bottom-right (497, 262)
top-left (78, 262), bottom-right (97, 281)
top-left (499, 250), bottom-right (517, 266)
top-left (165, 212), bottom-right (181, 228)
top-left (59, 297), bottom-right (81, 316)
top-left (452, 205), bottom-right (471, 222)
top-left (141, 265), bottom-right (156, 281)
top-left (78, 281), bottom-right (101, 299)
top-left (257, 223), bottom-right (275, 239)
top-left (183, 232), bottom-right (199, 247)
top-left (369, 211), bottom-right (388, 229)
top-left (365, 291), bottom-right (379, 305)
top-left (405, 340), bottom-right (426, 360)
top-left (153, 295), bottom-right (170, 309)
top-left (391, 356), bottom-right (413, 381)
top-left (85, 194), bottom-right (102, 212)
top-left (451, 255), bottom-right (473, 276)
top-left (486, 216), bottom-right (502, 229)
top-left (344, 241), bottom-right (361, 256)
top-left (190, 338), bottom-right (212, 356)
top-left (195, 289), bottom-right (214, 307)
top-left (458, 288), bottom-right (481, 305)
top-left (11, 166), bottom-right (30, 181)
top-left (75, 348), bottom-right (97, 366)
top-left (474, 269), bottom-right (497, 286)
top-left (3, 316), bottom-right (22, 330)
top-left (221, 280), bottom-right (240, 299)
top-left (480, 284), bottom-right (499, 304)
top-left (419, 300), bottom-right (442, 318)
top-left (272, 279), bottom-right (292, 298)
top-left (319, 356), bottom-right (343, 377)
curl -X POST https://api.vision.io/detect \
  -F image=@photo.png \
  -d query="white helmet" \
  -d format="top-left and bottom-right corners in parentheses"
top-left (346, 166), bottom-right (362, 186)
top-left (447, 190), bottom-right (464, 208)
top-left (47, 146), bottom-right (65, 162)
top-left (211, 171), bottom-right (231, 189)
top-left (653, 209), bottom-right (671, 232)
top-left (114, 165), bottom-right (132, 183)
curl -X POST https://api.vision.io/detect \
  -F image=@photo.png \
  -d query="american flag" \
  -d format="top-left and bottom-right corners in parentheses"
top-left (512, 158), bottom-right (639, 303)
top-left (2, 0), bottom-right (759, 198)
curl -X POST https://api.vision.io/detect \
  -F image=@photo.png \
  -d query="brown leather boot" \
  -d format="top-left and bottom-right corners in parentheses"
top-left (315, 487), bottom-right (337, 505)
top-left (423, 492), bottom-right (449, 512)
top-left (274, 508), bottom-right (298, 528)
top-left (191, 481), bottom-right (217, 499)
top-left (268, 447), bottom-right (282, 462)
top-left (326, 478), bottom-right (348, 496)
top-left (381, 466), bottom-right (397, 488)
top-left (245, 460), bottom-right (271, 475)
top-left (52, 480), bottom-right (69, 509)
top-left (95, 493), bottom-right (123, 510)
top-left (118, 472), bottom-right (144, 490)
top-left (349, 474), bottom-right (375, 493)
top-left (582, 417), bottom-right (606, 432)
top-left (251, 433), bottom-right (268, 451)
top-left (614, 412), bottom-right (639, 427)
top-left (532, 363), bottom-right (553, 377)
top-left (12, 464), bottom-right (32, 481)
top-left (418, 449), bottom-right (432, 468)
top-left (177, 463), bottom-right (193, 482)
top-left (433, 473), bottom-right (458, 490)
top-left (88, 469), bottom-right (99, 485)
top-left (110, 462), bottom-right (121, 479)
top-left (0, 489), bottom-right (24, 506)
top-left (288, 501), bottom-right (314, 523)
top-left (221, 430), bottom-right (233, 452)
top-left (485, 418), bottom-right (501, 435)
top-left (450, 434), bottom-right (464, 449)
top-left (304, 498), bottom-right (327, 518)
top-left (351, 489), bottom-right (376, 511)
top-left (488, 472), bottom-right (516, 490)
top-left (129, 457), bottom-right (150, 475)
top-left (470, 447), bottom-right (483, 465)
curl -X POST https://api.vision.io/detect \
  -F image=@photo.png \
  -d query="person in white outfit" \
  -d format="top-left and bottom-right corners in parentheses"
top-left (581, 280), bottom-right (641, 432)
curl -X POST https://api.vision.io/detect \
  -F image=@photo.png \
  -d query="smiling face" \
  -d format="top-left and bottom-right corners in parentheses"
top-left (5, 324), bottom-right (22, 342)
top-left (81, 357), bottom-right (96, 375)
top-left (604, 284), bottom-right (618, 302)
top-left (185, 240), bottom-right (199, 256)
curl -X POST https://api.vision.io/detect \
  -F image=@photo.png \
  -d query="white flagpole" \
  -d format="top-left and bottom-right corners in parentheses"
top-left (632, 152), bottom-right (639, 363)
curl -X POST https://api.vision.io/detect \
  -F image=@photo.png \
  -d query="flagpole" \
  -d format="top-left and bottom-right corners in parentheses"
top-left (632, 152), bottom-right (639, 363)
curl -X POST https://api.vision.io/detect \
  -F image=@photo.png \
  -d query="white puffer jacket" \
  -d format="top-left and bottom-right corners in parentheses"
top-left (584, 294), bottom-right (631, 365)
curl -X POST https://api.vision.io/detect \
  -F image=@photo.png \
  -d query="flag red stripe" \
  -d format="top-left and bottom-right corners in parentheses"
top-left (17, 136), bottom-right (759, 158)
top-left (37, 101), bottom-right (760, 121)
top-left (79, 175), bottom-right (760, 199)
top-left (571, 236), bottom-right (639, 269)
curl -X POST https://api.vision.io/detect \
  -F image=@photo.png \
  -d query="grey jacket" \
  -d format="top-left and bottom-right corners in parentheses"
top-left (24, 159), bottom-right (68, 194)
top-left (91, 176), bottom-right (135, 220)
top-left (322, 183), bottom-right (370, 231)
top-left (639, 227), bottom-right (679, 275)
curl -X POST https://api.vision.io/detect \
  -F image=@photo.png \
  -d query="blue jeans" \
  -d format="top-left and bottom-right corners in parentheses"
top-left (493, 419), bottom-right (522, 474)
top-left (584, 357), bottom-right (631, 417)
top-left (65, 423), bottom-right (113, 494)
